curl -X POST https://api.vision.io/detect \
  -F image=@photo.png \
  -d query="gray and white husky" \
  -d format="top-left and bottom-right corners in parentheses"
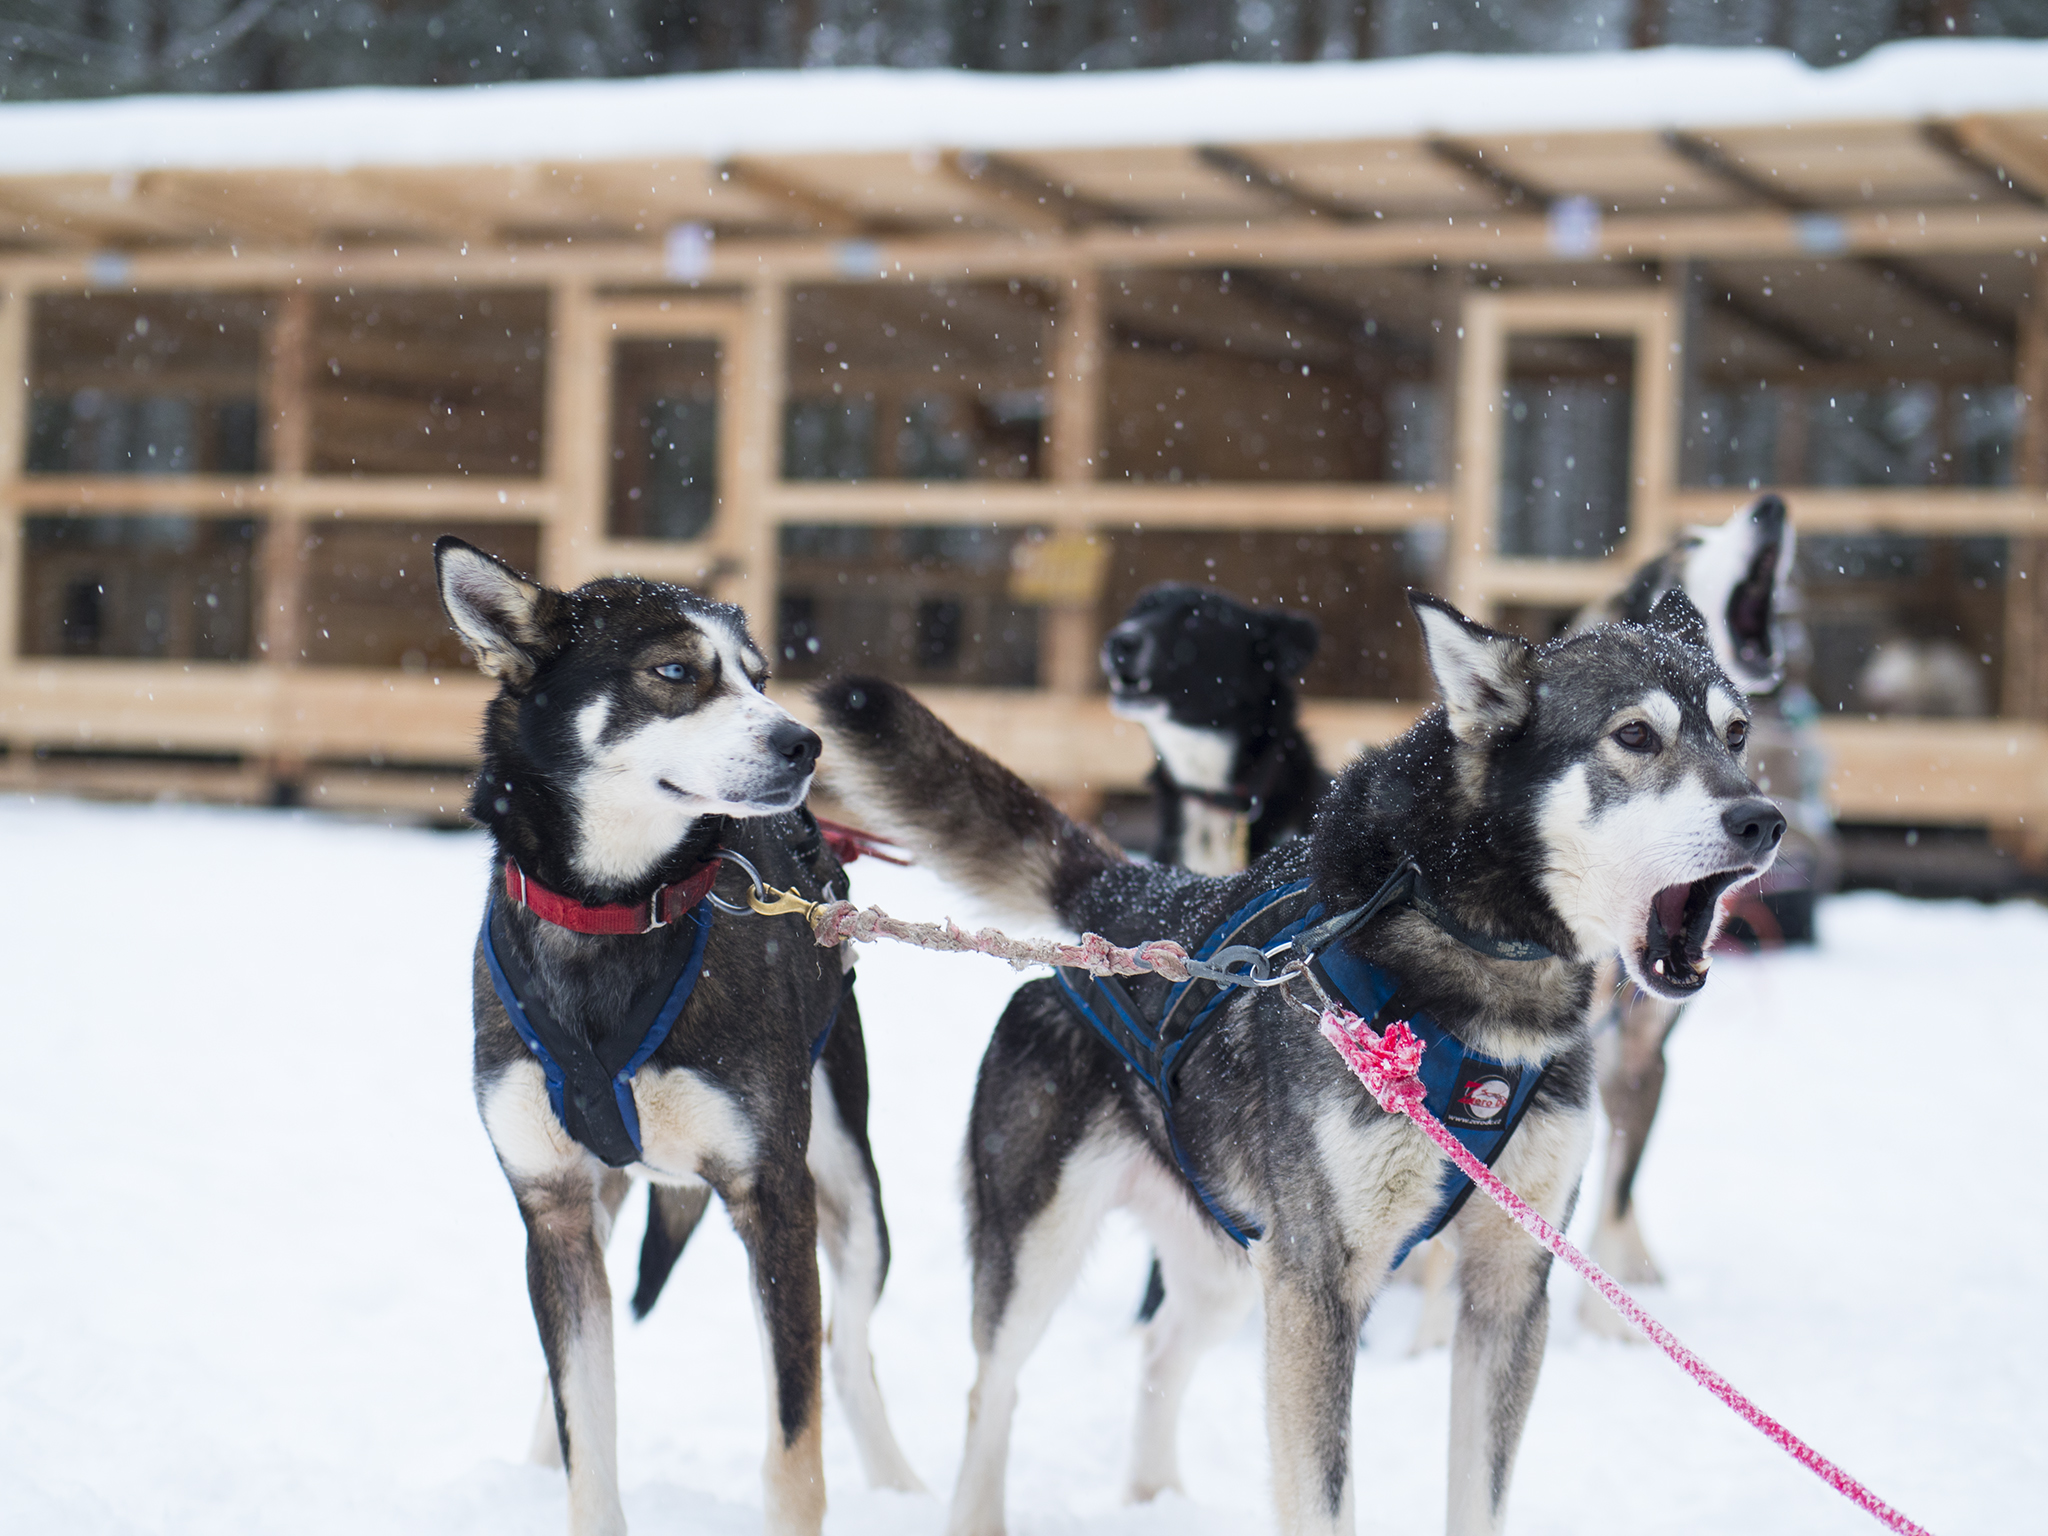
top-left (817, 590), bottom-right (1781, 1536)
top-left (435, 539), bottom-right (921, 1536)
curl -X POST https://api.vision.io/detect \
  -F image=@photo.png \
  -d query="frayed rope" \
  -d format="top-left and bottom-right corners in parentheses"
top-left (808, 898), bottom-right (1195, 981)
top-left (1320, 1006), bottom-right (1935, 1536)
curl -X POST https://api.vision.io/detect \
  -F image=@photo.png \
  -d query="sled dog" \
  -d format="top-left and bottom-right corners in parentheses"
top-left (435, 538), bottom-right (920, 1536)
top-left (1563, 493), bottom-right (1832, 1329)
top-left (1101, 584), bottom-right (1329, 877)
top-left (818, 590), bottom-right (1782, 1535)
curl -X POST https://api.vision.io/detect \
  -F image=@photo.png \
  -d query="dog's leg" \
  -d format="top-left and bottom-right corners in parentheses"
top-left (809, 1046), bottom-right (923, 1493)
top-left (527, 1168), bottom-right (634, 1474)
top-left (519, 1168), bottom-right (627, 1536)
top-left (1446, 1112), bottom-right (1587, 1536)
top-left (1125, 1175), bottom-right (1256, 1504)
top-left (1582, 987), bottom-right (1679, 1336)
top-left (949, 1139), bottom-right (1122, 1536)
top-left (1258, 1252), bottom-right (1363, 1536)
top-left (724, 1159), bottom-right (828, 1536)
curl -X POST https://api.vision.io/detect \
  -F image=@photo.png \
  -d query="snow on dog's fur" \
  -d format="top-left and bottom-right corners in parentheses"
top-left (817, 590), bottom-right (1779, 1536)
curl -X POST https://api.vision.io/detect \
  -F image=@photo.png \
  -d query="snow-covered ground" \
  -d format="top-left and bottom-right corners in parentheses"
top-left (2, 795), bottom-right (2040, 1535)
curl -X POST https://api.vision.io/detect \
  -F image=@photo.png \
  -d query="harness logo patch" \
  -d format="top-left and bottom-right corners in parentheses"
top-left (1444, 1058), bottom-right (1523, 1131)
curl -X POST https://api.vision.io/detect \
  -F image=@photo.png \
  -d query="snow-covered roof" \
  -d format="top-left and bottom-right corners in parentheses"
top-left (2, 38), bottom-right (2046, 177)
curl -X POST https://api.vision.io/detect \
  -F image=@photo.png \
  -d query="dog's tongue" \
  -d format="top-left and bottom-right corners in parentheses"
top-left (1653, 883), bottom-right (1691, 939)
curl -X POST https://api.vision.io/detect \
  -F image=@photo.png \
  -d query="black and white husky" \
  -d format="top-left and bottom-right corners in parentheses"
top-left (434, 539), bottom-right (920, 1536)
top-left (1101, 584), bottom-right (1328, 876)
top-left (1564, 493), bottom-right (1812, 1327)
top-left (818, 591), bottom-right (1781, 1535)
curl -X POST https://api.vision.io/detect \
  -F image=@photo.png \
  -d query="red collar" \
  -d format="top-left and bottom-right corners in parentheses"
top-left (502, 858), bottom-right (721, 936)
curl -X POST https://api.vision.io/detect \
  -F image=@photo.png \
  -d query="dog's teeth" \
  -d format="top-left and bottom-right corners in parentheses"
top-left (1695, 954), bottom-right (1713, 972)
top-left (1652, 958), bottom-right (1665, 976)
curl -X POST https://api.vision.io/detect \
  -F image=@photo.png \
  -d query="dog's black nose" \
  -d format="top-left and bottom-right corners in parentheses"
top-left (771, 721), bottom-right (821, 774)
top-left (1102, 630), bottom-right (1140, 672)
top-left (1722, 797), bottom-right (1786, 860)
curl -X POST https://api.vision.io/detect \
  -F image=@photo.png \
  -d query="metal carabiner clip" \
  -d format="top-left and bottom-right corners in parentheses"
top-left (707, 849), bottom-right (771, 914)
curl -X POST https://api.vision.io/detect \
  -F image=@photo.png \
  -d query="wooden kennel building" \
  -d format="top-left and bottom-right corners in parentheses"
top-left (0, 44), bottom-right (2043, 850)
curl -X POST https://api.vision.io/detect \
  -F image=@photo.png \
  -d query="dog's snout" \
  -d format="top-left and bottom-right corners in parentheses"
top-left (1721, 797), bottom-right (1786, 861)
top-left (1102, 629), bottom-right (1142, 673)
top-left (771, 720), bottom-right (821, 774)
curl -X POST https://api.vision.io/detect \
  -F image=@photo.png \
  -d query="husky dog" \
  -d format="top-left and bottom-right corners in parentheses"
top-left (1101, 585), bottom-right (1328, 876)
top-left (434, 539), bottom-right (920, 1536)
top-left (1562, 493), bottom-right (1828, 1329)
top-left (818, 591), bottom-right (1781, 1536)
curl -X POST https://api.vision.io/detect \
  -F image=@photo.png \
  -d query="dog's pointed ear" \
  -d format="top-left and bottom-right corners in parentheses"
top-left (1409, 591), bottom-right (1532, 741)
top-left (1256, 609), bottom-right (1320, 677)
top-left (434, 537), bottom-right (557, 685)
top-left (1646, 587), bottom-right (1713, 652)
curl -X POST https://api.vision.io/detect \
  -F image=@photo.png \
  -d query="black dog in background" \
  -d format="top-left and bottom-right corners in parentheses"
top-left (1101, 583), bottom-right (1331, 1320)
top-left (1101, 585), bottom-right (1330, 877)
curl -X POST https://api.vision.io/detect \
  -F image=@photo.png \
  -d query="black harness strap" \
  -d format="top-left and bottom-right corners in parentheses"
top-left (1052, 858), bottom-right (1558, 1253)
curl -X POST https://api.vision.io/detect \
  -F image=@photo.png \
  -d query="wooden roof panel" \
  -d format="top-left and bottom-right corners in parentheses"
top-left (1231, 138), bottom-right (1498, 215)
top-left (996, 146), bottom-right (1278, 221)
top-left (1701, 121), bottom-right (1986, 209)
top-left (1462, 131), bottom-right (1738, 212)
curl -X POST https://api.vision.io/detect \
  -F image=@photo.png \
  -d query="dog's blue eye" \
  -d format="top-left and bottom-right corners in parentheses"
top-left (652, 662), bottom-right (694, 683)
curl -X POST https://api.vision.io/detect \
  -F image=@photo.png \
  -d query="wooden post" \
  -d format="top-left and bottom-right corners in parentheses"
top-left (544, 277), bottom-right (603, 588)
top-left (725, 277), bottom-right (788, 637)
top-left (260, 286), bottom-right (312, 787)
top-left (1447, 292), bottom-right (1506, 618)
top-left (1039, 268), bottom-right (1106, 701)
top-left (0, 275), bottom-right (28, 696)
top-left (2005, 297), bottom-right (2046, 726)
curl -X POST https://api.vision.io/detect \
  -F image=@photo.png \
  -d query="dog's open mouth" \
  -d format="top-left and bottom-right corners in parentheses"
top-left (1641, 869), bottom-right (1752, 995)
top-left (1726, 539), bottom-right (1780, 676)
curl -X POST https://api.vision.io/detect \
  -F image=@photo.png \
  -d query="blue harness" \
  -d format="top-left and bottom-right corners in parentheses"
top-left (482, 896), bottom-right (844, 1168)
top-left (1054, 876), bottom-right (1550, 1263)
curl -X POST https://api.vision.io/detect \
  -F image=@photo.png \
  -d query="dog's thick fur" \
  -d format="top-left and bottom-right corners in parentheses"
top-left (1562, 493), bottom-right (1822, 1330)
top-left (1101, 584), bottom-right (1329, 875)
top-left (818, 593), bottom-right (1781, 1535)
top-left (435, 539), bottom-right (919, 1536)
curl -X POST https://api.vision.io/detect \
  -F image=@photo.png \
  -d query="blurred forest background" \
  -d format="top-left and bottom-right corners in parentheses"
top-left (4, 0), bottom-right (2046, 101)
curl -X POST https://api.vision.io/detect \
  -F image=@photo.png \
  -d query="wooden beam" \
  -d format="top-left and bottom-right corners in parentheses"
top-left (259, 290), bottom-right (311, 673)
top-left (1921, 121), bottom-right (2048, 211)
top-left (1196, 146), bottom-right (1353, 221)
top-left (0, 281), bottom-right (28, 694)
top-left (939, 152), bottom-right (1070, 234)
top-left (955, 153), bottom-right (1143, 229)
top-left (717, 159), bottom-right (868, 235)
top-left (1666, 131), bottom-right (2014, 343)
top-left (724, 278), bottom-right (788, 631)
top-left (760, 480), bottom-right (1449, 530)
top-left (541, 277), bottom-right (604, 590)
top-left (3, 200), bottom-right (2045, 294)
top-left (2008, 295), bottom-right (2048, 725)
top-left (1425, 138), bottom-right (1552, 211)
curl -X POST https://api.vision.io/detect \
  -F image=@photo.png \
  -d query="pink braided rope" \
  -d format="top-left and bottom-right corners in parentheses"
top-left (1320, 1008), bottom-right (1934, 1536)
top-left (808, 898), bottom-right (1195, 981)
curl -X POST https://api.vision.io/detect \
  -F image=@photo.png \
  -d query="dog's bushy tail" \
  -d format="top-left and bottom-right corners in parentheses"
top-left (813, 676), bottom-right (1120, 931)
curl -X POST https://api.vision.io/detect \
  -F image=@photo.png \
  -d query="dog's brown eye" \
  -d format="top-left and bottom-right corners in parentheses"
top-left (1727, 719), bottom-right (1749, 751)
top-left (1613, 721), bottom-right (1658, 753)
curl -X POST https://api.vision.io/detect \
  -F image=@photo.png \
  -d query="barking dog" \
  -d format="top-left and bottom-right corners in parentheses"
top-left (818, 591), bottom-right (1780, 1536)
top-left (1563, 493), bottom-right (1831, 1329)
top-left (1101, 584), bottom-right (1329, 876)
top-left (435, 539), bottom-right (919, 1536)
